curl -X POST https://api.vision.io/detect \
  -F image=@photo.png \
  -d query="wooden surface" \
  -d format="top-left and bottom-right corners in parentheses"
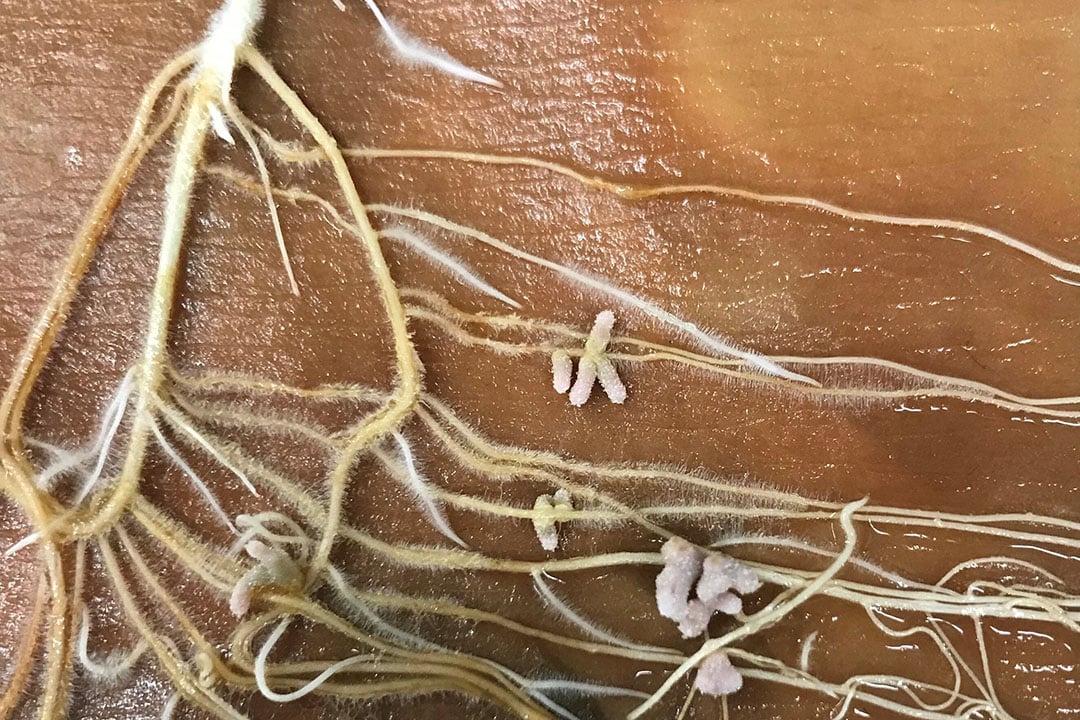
top-left (0, 1), bottom-right (1078, 718)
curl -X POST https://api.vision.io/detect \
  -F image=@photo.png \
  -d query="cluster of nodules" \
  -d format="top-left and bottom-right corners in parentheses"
top-left (655, 537), bottom-right (762, 696)
top-left (229, 540), bottom-right (303, 616)
top-left (228, 514), bottom-right (309, 617)
top-left (532, 489), bottom-right (573, 551)
top-left (551, 310), bottom-right (627, 407)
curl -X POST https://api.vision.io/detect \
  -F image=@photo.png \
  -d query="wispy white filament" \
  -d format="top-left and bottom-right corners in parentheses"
top-left (392, 431), bottom-right (468, 548)
top-left (160, 693), bottom-right (180, 720)
top-left (523, 679), bottom-right (650, 699)
top-left (382, 225), bottom-right (519, 308)
top-left (35, 369), bottom-right (134, 492)
top-left (225, 101), bottom-right (299, 295)
top-left (334, 0), bottom-right (501, 86)
top-left (71, 370), bottom-right (136, 503)
top-left (77, 605), bottom-right (149, 682)
top-left (364, 0), bottom-right (501, 86)
top-left (255, 617), bottom-right (379, 702)
top-left (149, 417), bottom-right (237, 533)
top-left (533, 571), bottom-right (674, 653)
top-left (207, 104), bottom-right (234, 144)
top-left (156, 401), bottom-right (258, 496)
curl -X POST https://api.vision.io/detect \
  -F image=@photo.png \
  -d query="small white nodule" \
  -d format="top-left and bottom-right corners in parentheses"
top-left (588, 310), bottom-right (615, 350)
top-left (568, 356), bottom-right (598, 407)
top-left (595, 357), bottom-right (626, 404)
top-left (551, 350), bottom-right (573, 394)
top-left (694, 651), bottom-right (743, 697)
